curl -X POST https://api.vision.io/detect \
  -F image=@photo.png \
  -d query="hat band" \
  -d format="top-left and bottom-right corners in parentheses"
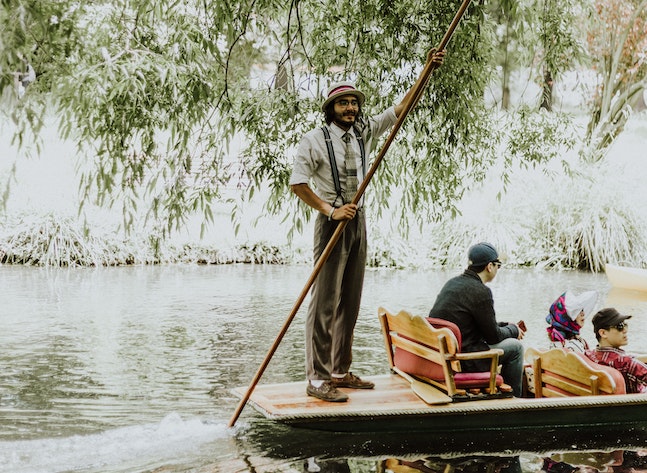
top-left (328, 85), bottom-right (356, 98)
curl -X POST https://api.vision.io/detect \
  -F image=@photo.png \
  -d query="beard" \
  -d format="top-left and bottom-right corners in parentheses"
top-left (332, 110), bottom-right (357, 129)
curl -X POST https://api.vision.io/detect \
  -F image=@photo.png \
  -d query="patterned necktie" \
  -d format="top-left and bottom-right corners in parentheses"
top-left (342, 132), bottom-right (357, 201)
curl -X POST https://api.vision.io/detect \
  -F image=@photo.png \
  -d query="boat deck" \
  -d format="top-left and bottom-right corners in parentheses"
top-left (232, 374), bottom-right (647, 432)
top-left (234, 374), bottom-right (437, 419)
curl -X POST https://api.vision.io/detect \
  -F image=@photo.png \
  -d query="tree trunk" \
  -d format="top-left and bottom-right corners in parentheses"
top-left (274, 61), bottom-right (290, 91)
top-left (501, 18), bottom-right (511, 110)
top-left (502, 80), bottom-right (510, 110)
top-left (539, 68), bottom-right (553, 111)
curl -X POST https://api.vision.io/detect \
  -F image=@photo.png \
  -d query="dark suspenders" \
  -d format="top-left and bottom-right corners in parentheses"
top-left (321, 126), bottom-right (365, 204)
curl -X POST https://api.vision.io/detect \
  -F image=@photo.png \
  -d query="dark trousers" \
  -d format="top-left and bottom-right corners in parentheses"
top-left (305, 210), bottom-right (366, 381)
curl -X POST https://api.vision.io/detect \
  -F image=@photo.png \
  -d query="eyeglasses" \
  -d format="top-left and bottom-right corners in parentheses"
top-left (609, 322), bottom-right (628, 331)
top-left (491, 260), bottom-right (502, 268)
top-left (335, 99), bottom-right (359, 108)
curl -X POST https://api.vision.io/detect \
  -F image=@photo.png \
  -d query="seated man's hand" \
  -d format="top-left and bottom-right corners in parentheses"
top-left (517, 320), bottom-right (526, 340)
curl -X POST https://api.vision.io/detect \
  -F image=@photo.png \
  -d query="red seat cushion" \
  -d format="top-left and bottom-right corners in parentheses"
top-left (454, 371), bottom-right (505, 388)
top-left (426, 317), bottom-right (463, 350)
top-left (393, 317), bottom-right (503, 388)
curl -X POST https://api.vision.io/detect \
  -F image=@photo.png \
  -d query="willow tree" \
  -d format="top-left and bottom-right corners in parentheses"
top-left (486, 0), bottom-right (527, 110)
top-left (584, 0), bottom-right (647, 160)
top-left (485, 0), bottom-right (586, 111)
top-left (1, 0), bottom-right (572, 239)
top-left (535, 0), bottom-right (587, 111)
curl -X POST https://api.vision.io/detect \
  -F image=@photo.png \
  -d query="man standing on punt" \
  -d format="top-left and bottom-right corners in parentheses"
top-left (289, 50), bottom-right (445, 402)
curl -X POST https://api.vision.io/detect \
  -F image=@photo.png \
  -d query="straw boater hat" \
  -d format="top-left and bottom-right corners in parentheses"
top-left (321, 81), bottom-right (366, 111)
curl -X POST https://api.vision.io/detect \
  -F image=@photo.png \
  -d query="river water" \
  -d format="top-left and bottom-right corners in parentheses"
top-left (1, 264), bottom-right (647, 473)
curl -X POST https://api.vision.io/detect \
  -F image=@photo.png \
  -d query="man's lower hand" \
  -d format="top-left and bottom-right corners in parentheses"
top-left (333, 203), bottom-right (358, 220)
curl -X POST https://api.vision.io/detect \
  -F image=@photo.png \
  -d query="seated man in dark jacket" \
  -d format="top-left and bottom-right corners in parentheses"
top-left (428, 242), bottom-right (526, 396)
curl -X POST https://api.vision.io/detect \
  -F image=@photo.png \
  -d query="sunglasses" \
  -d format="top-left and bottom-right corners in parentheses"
top-left (609, 322), bottom-right (628, 331)
top-left (491, 260), bottom-right (502, 268)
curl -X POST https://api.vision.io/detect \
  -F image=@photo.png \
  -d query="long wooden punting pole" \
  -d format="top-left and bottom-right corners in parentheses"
top-left (229, 0), bottom-right (473, 428)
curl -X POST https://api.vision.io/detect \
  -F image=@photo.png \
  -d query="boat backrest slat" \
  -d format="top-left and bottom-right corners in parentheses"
top-left (390, 333), bottom-right (446, 366)
top-left (382, 310), bottom-right (460, 356)
top-left (526, 347), bottom-right (620, 397)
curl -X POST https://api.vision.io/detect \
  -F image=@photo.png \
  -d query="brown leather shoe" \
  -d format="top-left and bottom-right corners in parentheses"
top-left (306, 381), bottom-right (349, 402)
top-left (331, 372), bottom-right (375, 389)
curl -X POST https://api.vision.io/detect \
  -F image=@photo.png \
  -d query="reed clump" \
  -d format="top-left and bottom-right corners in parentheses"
top-left (0, 214), bottom-right (308, 267)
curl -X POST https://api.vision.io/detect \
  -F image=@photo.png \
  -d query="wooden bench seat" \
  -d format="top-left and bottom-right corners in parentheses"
top-left (525, 347), bottom-right (626, 397)
top-left (379, 307), bottom-right (509, 399)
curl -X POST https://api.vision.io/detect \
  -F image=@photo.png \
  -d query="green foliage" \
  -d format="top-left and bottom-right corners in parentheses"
top-left (536, 0), bottom-right (588, 78)
top-left (485, 0), bottom-right (587, 110)
top-left (504, 107), bottom-right (579, 171)
top-left (0, 0), bottom-right (499, 239)
top-left (2, 0), bottom-right (277, 238)
top-left (0, 0), bottom-right (627, 243)
top-left (57, 2), bottom-right (243, 235)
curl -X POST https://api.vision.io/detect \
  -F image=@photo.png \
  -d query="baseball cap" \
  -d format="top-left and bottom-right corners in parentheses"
top-left (468, 242), bottom-right (499, 267)
top-left (592, 308), bottom-right (632, 333)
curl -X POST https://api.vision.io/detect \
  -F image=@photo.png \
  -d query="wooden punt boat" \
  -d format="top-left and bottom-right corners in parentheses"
top-left (233, 309), bottom-right (647, 436)
top-left (232, 373), bottom-right (647, 434)
top-left (605, 263), bottom-right (647, 292)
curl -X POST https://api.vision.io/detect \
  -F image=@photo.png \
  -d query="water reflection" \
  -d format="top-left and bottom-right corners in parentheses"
top-left (229, 441), bottom-right (647, 473)
top-left (542, 450), bottom-right (647, 473)
top-left (217, 450), bottom-right (647, 473)
top-left (382, 455), bottom-right (522, 473)
top-left (606, 287), bottom-right (647, 312)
